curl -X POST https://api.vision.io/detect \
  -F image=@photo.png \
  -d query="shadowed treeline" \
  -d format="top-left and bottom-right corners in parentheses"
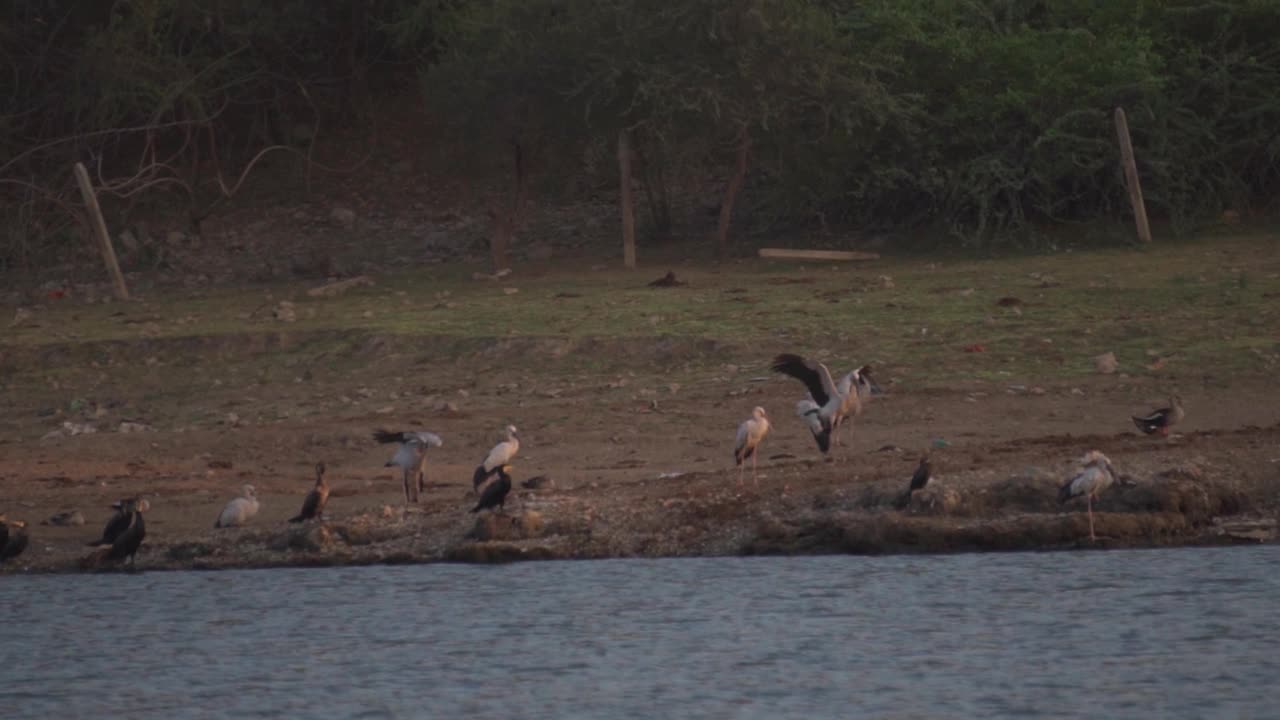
top-left (3, 1), bottom-right (1279, 270)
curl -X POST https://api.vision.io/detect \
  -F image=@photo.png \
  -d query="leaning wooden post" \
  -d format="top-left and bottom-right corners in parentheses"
top-left (618, 130), bottom-right (637, 269)
top-left (1114, 107), bottom-right (1152, 244)
top-left (72, 162), bottom-right (130, 299)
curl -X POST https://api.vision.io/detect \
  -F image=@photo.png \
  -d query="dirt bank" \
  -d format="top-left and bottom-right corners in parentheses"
top-left (4, 418), bottom-right (1278, 574)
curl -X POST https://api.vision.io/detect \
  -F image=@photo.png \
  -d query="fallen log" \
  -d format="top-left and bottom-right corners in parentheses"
top-left (306, 275), bottom-right (373, 297)
top-left (758, 248), bottom-right (880, 262)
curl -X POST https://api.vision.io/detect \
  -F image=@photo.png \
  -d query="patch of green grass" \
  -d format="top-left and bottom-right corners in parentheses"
top-left (3, 233), bottom-right (1279, 387)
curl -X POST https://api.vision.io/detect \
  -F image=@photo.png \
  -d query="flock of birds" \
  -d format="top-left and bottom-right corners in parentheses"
top-left (736, 353), bottom-right (1185, 542)
top-left (0, 353), bottom-right (1189, 568)
top-left (0, 422), bottom-right (527, 569)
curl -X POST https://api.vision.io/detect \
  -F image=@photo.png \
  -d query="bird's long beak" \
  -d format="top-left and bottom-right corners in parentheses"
top-left (870, 381), bottom-right (885, 396)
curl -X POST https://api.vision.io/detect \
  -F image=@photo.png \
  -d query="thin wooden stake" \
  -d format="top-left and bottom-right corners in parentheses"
top-left (73, 162), bottom-right (129, 299)
top-left (618, 130), bottom-right (637, 269)
top-left (1114, 107), bottom-right (1152, 244)
top-left (716, 128), bottom-right (751, 259)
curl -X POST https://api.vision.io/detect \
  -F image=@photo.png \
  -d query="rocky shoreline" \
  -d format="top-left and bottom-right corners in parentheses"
top-left (6, 449), bottom-right (1277, 576)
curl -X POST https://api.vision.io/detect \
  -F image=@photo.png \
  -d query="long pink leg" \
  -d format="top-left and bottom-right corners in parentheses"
top-left (1087, 495), bottom-right (1096, 540)
top-left (752, 451), bottom-right (759, 486)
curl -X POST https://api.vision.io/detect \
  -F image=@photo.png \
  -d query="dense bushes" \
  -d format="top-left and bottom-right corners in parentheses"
top-left (423, 0), bottom-right (1280, 245)
top-left (2, 0), bottom-right (1278, 268)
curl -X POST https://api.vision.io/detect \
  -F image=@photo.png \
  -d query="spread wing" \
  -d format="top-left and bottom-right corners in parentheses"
top-left (771, 354), bottom-right (836, 407)
top-left (407, 431), bottom-right (443, 448)
top-left (372, 429), bottom-right (409, 444)
top-left (374, 429), bottom-right (443, 447)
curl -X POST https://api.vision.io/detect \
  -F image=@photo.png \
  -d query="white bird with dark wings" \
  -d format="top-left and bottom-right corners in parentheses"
top-left (473, 425), bottom-right (520, 493)
top-left (373, 430), bottom-right (444, 504)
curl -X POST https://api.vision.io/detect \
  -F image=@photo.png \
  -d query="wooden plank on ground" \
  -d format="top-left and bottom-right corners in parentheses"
top-left (758, 248), bottom-right (880, 262)
top-left (306, 275), bottom-right (373, 297)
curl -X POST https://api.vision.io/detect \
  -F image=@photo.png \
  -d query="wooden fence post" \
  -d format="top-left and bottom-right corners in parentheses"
top-left (618, 130), bottom-right (637, 269)
top-left (73, 162), bottom-right (130, 300)
top-left (1114, 107), bottom-right (1153, 244)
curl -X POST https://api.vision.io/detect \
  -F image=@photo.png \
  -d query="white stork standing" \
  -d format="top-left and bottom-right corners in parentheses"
top-left (733, 406), bottom-right (771, 486)
top-left (1058, 450), bottom-right (1118, 541)
top-left (215, 484), bottom-right (260, 528)
top-left (473, 425), bottom-right (519, 493)
top-left (373, 430), bottom-right (444, 504)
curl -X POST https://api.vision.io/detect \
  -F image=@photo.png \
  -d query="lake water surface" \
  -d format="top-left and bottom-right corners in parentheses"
top-left (3, 546), bottom-right (1278, 719)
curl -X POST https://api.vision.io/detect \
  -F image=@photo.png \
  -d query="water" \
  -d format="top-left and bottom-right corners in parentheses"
top-left (3, 546), bottom-right (1279, 719)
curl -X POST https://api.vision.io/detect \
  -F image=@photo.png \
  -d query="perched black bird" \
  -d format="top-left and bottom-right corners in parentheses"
top-left (0, 515), bottom-right (30, 563)
top-left (470, 465), bottom-right (513, 514)
top-left (88, 498), bottom-right (139, 547)
top-left (289, 462), bottom-right (330, 523)
top-left (82, 499), bottom-right (148, 569)
top-left (107, 498), bottom-right (148, 565)
top-left (909, 456), bottom-right (931, 493)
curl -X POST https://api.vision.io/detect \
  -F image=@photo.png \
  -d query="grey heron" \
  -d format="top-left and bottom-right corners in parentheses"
top-left (772, 353), bottom-right (858, 455)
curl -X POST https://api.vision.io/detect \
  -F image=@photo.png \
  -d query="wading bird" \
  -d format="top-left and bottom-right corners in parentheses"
top-left (1058, 451), bottom-right (1117, 541)
top-left (733, 406), bottom-right (771, 486)
top-left (1132, 396), bottom-right (1185, 437)
top-left (374, 430), bottom-right (444, 504)
top-left (289, 462), bottom-right (330, 522)
top-left (470, 465), bottom-right (514, 514)
top-left (215, 484), bottom-right (260, 528)
top-left (473, 425), bottom-right (519, 493)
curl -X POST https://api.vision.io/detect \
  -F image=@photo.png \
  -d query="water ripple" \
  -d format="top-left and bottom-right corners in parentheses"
top-left (2, 546), bottom-right (1279, 718)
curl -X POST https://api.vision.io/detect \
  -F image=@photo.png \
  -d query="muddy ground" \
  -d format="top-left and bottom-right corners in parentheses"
top-left (2, 329), bottom-right (1278, 574)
